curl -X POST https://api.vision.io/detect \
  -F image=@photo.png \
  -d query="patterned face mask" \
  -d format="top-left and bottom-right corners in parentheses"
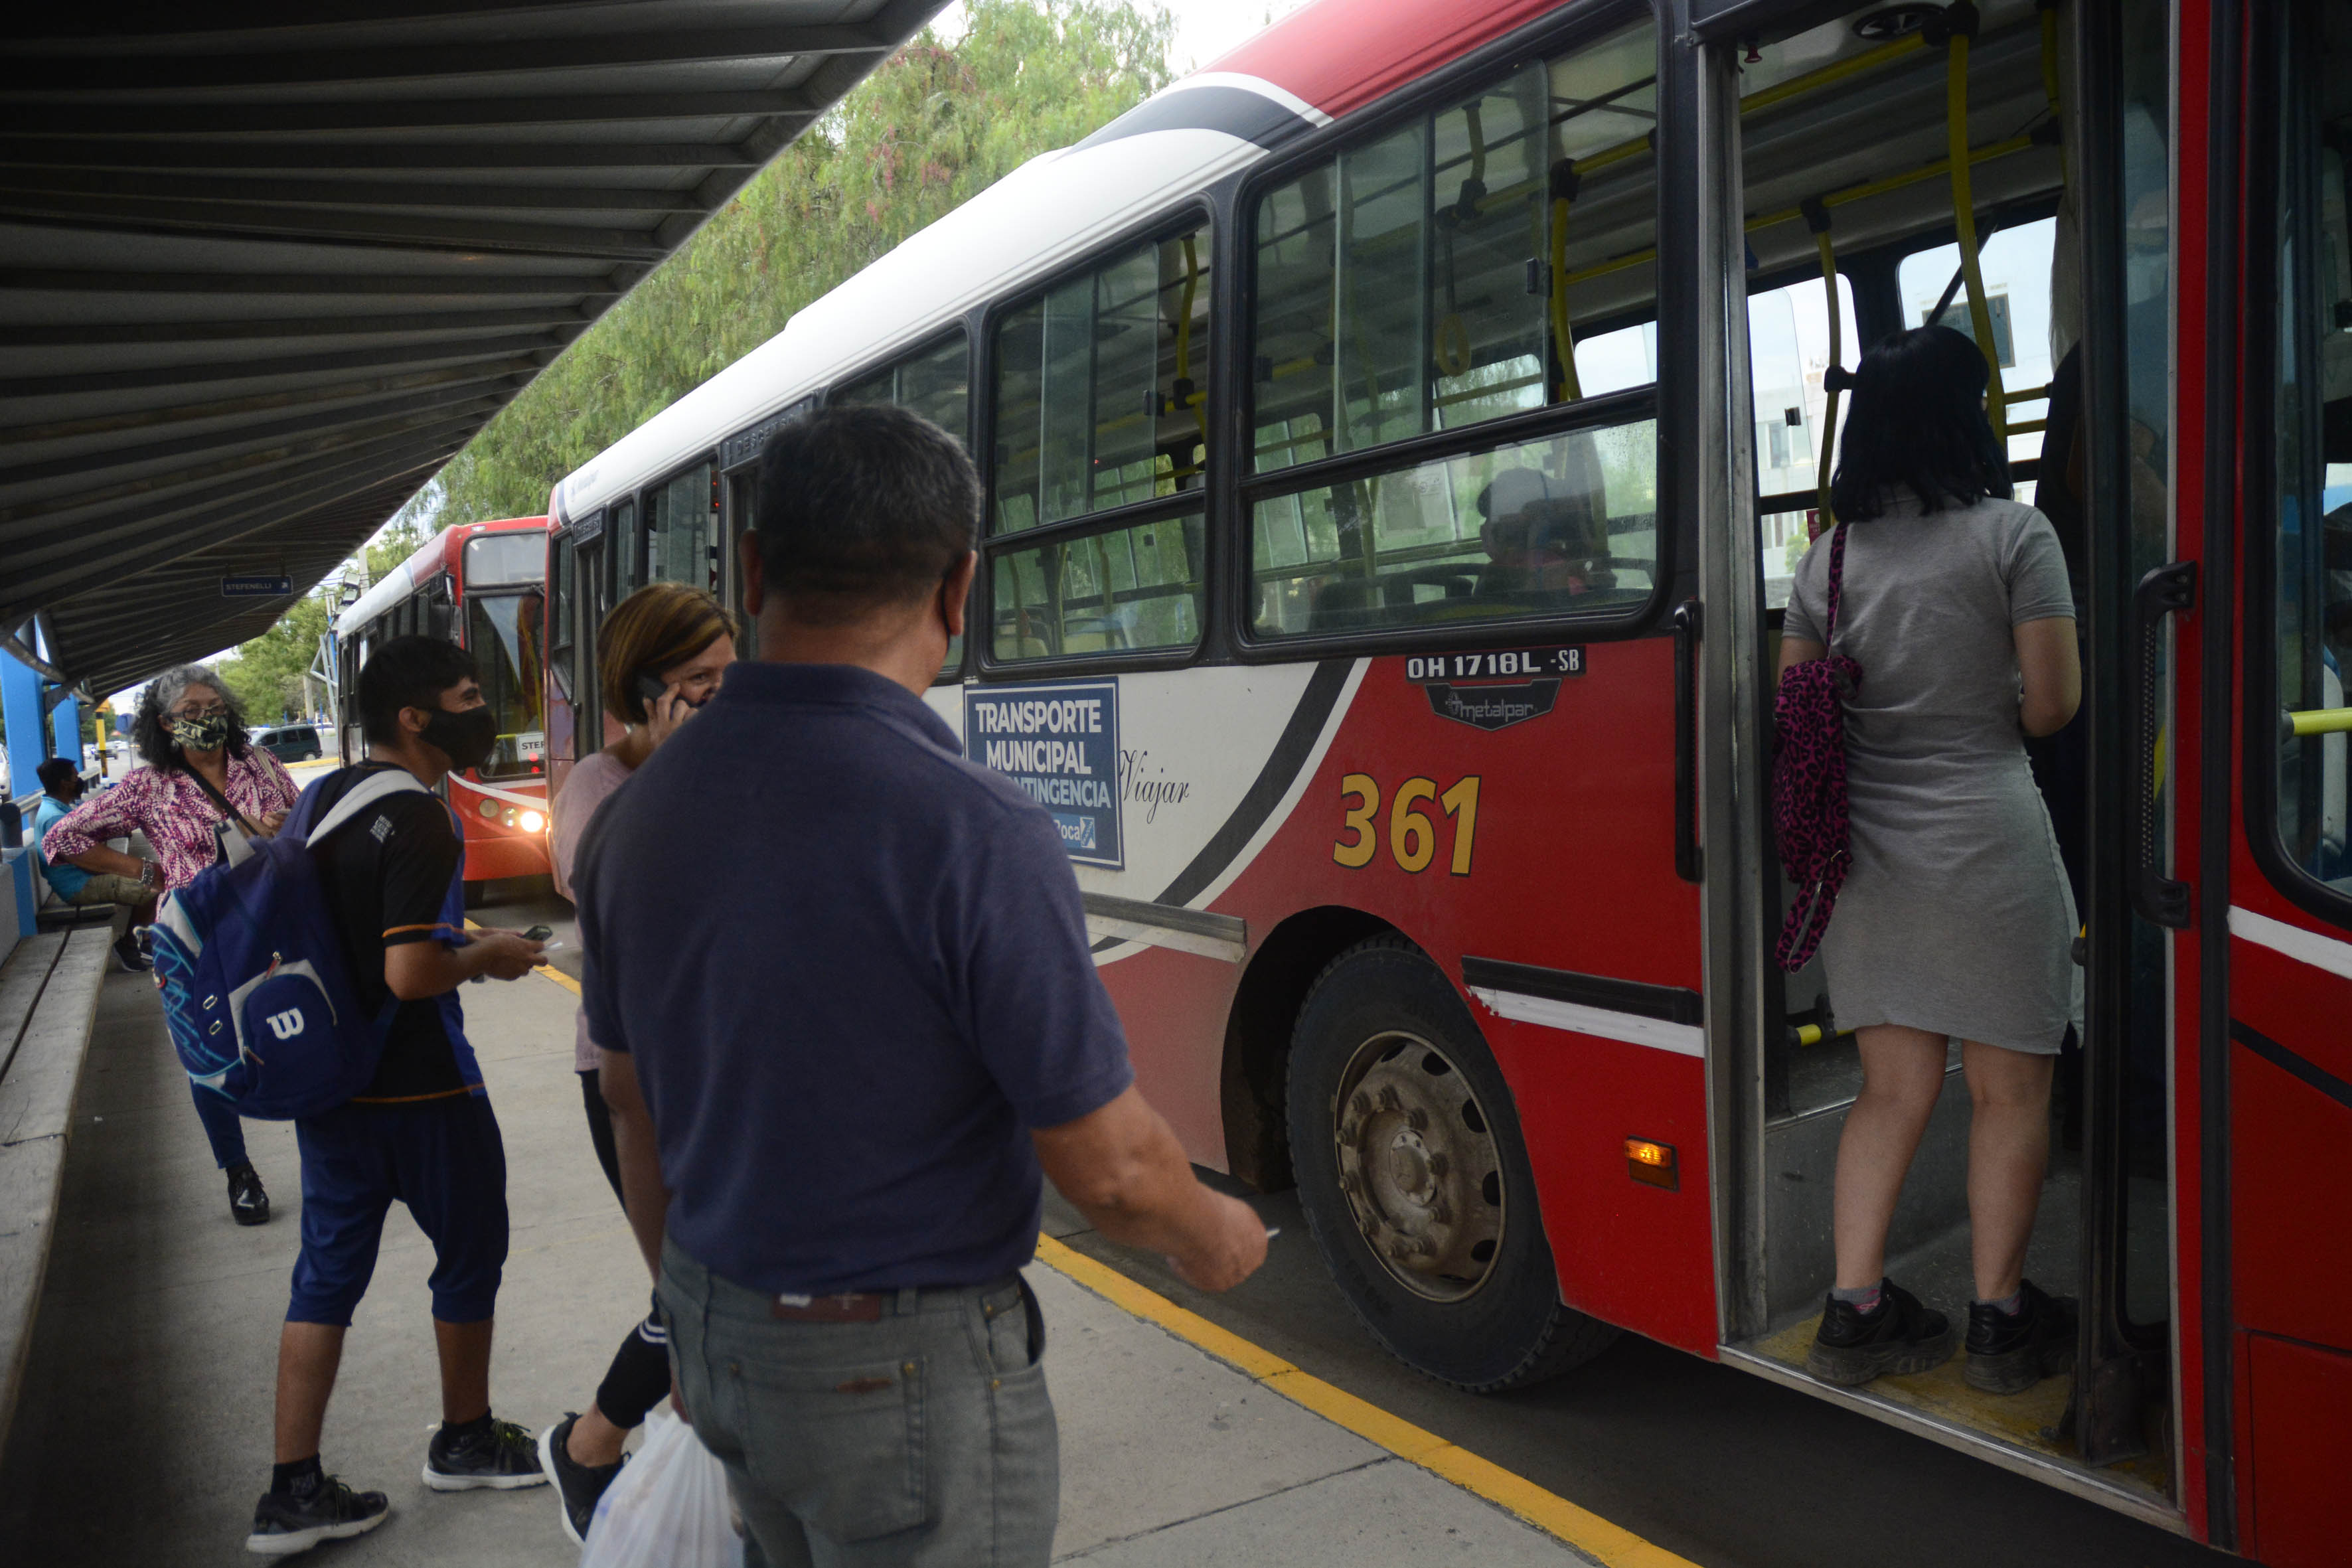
top-left (168, 712), bottom-right (232, 752)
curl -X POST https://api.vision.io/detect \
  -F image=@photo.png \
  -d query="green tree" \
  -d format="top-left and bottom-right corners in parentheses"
top-left (437, 0), bottom-right (1176, 523)
top-left (217, 593), bottom-right (334, 724)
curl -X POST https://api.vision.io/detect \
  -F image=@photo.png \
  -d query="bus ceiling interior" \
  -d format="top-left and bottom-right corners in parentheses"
top-left (1719, 0), bottom-right (2173, 1509)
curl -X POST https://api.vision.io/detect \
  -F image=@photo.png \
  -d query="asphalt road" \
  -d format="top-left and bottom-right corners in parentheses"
top-left (467, 882), bottom-right (2232, 1568)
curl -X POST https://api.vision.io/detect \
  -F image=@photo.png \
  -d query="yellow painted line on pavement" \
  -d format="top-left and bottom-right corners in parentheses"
top-left (1032, 1235), bottom-right (1699, 1568)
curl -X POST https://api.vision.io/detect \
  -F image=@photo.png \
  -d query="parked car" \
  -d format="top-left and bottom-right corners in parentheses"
top-left (253, 725), bottom-right (323, 763)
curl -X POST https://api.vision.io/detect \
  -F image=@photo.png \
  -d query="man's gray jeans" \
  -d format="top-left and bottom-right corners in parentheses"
top-left (660, 1237), bottom-right (1058, 1568)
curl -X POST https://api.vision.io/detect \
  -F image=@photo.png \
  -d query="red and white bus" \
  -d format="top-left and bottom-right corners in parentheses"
top-left (335, 515), bottom-right (552, 883)
top-left (537, 1), bottom-right (2351, 1559)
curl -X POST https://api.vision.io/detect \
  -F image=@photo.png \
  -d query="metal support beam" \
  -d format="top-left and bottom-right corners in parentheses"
top-left (0, 137), bottom-right (764, 172)
top-left (3, 305), bottom-right (590, 351)
top-left (3, 93), bottom-right (823, 137)
top-left (0, 329), bottom-right (562, 402)
top-left (4, 24), bottom-right (894, 92)
top-left (0, 267), bottom-right (624, 297)
top-left (0, 197), bottom-right (670, 260)
top-left (0, 169), bottom-right (706, 214)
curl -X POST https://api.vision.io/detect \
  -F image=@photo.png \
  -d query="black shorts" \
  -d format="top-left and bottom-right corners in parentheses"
top-left (287, 1094), bottom-right (509, 1326)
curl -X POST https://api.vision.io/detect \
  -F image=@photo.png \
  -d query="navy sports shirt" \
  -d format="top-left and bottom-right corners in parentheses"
top-left (575, 661), bottom-right (1135, 1296)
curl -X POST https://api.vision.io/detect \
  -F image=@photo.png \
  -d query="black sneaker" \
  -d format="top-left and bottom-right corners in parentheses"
top-left (424, 1416), bottom-right (547, 1492)
top-left (1806, 1278), bottom-right (1957, 1385)
top-left (246, 1475), bottom-right (390, 1556)
top-left (112, 931), bottom-right (149, 972)
top-left (227, 1162), bottom-right (271, 1226)
top-left (1965, 1279), bottom-right (2078, 1393)
top-left (538, 1411), bottom-right (627, 1545)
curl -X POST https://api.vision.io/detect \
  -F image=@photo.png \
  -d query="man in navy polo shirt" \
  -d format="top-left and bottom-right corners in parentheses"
top-left (577, 405), bottom-right (1265, 1567)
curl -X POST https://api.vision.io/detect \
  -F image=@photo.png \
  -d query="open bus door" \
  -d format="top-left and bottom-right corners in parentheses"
top-left (1701, 0), bottom-right (2185, 1525)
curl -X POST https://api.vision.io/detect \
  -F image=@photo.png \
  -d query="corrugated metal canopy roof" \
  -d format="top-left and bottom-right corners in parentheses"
top-left (0, 0), bottom-right (945, 698)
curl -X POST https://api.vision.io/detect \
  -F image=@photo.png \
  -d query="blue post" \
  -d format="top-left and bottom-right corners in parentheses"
top-left (51, 691), bottom-right (81, 770)
top-left (1, 642), bottom-right (47, 803)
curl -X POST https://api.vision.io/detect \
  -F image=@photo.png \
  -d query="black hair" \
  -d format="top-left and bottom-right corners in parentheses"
top-left (356, 635), bottom-right (477, 746)
top-left (132, 663), bottom-right (251, 772)
top-left (36, 757), bottom-right (80, 798)
top-left (1828, 324), bottom-right (2013, 522)
top-left (751, 404), bottom-right (980, 624)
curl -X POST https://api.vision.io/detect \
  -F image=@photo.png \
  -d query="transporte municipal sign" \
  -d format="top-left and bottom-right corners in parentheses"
top-left (965, 678), bottom-right (1122, 868)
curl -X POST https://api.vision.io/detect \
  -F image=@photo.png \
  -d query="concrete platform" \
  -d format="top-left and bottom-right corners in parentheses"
top-left (0, 961), bottom-right (1598, 1565)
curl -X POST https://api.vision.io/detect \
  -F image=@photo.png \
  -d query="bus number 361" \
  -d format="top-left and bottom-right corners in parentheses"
top-left (1333, 774), bottom-right (1480, 876)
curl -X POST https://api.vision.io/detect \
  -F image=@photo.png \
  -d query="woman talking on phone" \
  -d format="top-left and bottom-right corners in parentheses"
top-left (536, 582), bottom-right (737, 1543)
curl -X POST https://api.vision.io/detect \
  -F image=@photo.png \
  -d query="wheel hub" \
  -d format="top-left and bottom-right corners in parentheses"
top-left (1332, 1032), bottom-right (1505, 1302)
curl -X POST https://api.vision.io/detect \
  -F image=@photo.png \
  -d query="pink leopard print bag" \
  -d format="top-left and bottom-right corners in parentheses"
top-left (1773, 522), bottom-right (1863, 971)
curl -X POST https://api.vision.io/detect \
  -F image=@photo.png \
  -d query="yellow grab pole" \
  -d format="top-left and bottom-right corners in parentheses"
top-left (1549, 159), bottom-right (1583, 402)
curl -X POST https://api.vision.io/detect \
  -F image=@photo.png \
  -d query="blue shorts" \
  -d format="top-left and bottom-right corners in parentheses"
top-left (288, 1094), bottom-right (509, 1327)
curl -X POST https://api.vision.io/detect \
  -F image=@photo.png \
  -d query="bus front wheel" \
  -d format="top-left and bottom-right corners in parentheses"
top-left (1287, 936), bottom-right (1616, 1392)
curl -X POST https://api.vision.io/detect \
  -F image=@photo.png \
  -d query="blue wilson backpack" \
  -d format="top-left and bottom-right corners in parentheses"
top-left (151, 769), bottom-right (432, 1119)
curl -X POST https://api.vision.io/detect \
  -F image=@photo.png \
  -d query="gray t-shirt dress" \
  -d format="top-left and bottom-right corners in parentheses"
top-left (1783, 493), bottom-right (2082, 1054)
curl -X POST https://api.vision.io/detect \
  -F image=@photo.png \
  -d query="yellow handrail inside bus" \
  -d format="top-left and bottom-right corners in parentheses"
top-left (1176, 232), bottom-right (1204, 456)
top-left (1741, 31), bottom-right (1929, 118)
top-left (1945, 12), bottom-right (2009, 442)
top-left (1549, 159), bottom-right (1583, 402)
top-left (1557, 131), bottom-right (2039, 293)
top-left (2284, 707), bottom-right (2352, 739)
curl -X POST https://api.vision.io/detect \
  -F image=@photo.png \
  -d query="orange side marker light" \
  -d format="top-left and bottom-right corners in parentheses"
top-left (1625, 1137), bottom-right (1678, 1191)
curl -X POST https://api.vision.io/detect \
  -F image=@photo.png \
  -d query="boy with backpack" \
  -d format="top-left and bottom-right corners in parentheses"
top-left (244, 635), bottom-right (548, 1555)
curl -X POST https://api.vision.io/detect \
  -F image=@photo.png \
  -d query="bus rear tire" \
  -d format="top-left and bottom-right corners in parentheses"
top-left (1287, 935), bottom-right (1617, 1393)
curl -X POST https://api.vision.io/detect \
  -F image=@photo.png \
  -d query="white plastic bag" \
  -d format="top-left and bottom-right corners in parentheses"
top-left (578, 1409), bottom-right (744, 1568)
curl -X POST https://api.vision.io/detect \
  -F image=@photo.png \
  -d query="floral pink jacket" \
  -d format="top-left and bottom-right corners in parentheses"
top-left (41, 749), bottom-right (301, 893)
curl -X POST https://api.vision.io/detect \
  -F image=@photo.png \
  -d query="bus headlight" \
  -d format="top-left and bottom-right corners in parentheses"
top-left (520, 810), bottom-right (545, 833)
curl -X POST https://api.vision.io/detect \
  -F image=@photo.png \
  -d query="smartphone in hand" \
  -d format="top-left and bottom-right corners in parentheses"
top-left (636, 670), bottom-right (706, 714)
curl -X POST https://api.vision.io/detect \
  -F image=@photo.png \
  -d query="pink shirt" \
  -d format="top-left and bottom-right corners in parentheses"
top-left (550, 749), bottom-right (633, 1073)
top-left (42, 750), bottom-right (300, 893)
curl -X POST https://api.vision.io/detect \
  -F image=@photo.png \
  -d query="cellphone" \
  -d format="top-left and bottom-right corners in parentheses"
top-left (521, 925), bottom-right (553, 943)
top-left (635, 671), bottom-right (706, 713)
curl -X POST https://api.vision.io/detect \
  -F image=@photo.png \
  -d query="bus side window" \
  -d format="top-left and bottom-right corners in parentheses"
top-left (2265, 16), bottom-right (2352, 903)
top-left (833, 330), bottom-right (973, 676)
top-left (647, 459), bottom-right (719, 595)
top-left (1894, 218), bottom-right (2060, 489)
top-left (548, 533), bottom-right (574, 703)
top-left (612, 498), bottom-right (639, 600)
top-left (573, 535), bottom-right (606, 753)
top-left (835, 329), bottom-right (971, 453)
top-left (1245, 15), bottom-right (1662, 641)
top-left (988, 224), bottom-right (1210, 664)
top-left (1747, 272), bottom-right (1858, 609)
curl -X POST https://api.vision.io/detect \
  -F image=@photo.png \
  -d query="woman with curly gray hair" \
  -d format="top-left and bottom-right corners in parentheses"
top-left (42, 661), bottom-right (301, 1225)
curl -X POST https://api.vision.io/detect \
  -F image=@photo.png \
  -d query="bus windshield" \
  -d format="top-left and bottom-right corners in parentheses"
top-left (465, 532), bottom-right (543, 588)
top-left (466, 589), bottom-right (545, 779)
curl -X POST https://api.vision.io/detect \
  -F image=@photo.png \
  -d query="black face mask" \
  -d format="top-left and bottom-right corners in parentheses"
top-left (418, 705), bottom-right (499, 771)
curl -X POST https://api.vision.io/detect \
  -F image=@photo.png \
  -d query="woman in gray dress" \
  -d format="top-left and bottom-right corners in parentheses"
top-left (1778, 326), bottom-right (2084, 1394)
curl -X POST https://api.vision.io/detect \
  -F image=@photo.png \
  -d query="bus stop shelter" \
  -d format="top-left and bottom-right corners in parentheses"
top-left (0, 0), bottom-right (945, 1454)
top-left (0, 0), bottom-right (945, 740)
